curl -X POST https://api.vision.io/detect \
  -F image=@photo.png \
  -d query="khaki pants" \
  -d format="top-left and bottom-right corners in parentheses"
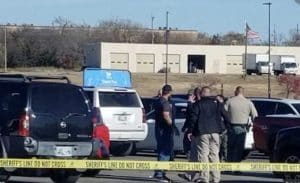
top-left (190, 133), bottom-right (220, 183)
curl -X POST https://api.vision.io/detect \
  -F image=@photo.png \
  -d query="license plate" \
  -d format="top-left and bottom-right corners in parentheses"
top-left (55, 146), bottom-right (73, 157)
top-left (118, 115), bottom-right (127, 121)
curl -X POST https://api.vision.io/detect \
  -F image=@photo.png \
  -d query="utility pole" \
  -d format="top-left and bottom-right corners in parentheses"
top-left (4, 25), bottom-right (7, 72)
top-left (263, 2), bottom-right (272, 99)
top-left (165, 11), bottom-right (169, 85)
top-left (151, 16), bottom-right (155, 44)
top-left (297, 24), bottom-right (299, 42)
top-left (273, 24), bottom-right (276, 46)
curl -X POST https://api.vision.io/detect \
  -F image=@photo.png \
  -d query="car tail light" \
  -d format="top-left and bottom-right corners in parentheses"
top-left (19, 114), bottom-right (30, 136)
top-left (142, 108), bottom-right (147, 123)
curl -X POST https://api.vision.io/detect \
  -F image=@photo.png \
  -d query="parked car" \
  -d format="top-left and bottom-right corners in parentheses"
top-left (84, 87), bottom-right (147, 156)
top-left (250, 98), bottom-right (300, 116)
top-left (272, 126), bottom-right (300, 179)
top-left (251, 98), bottom-right (300, 155)
top-left (136, 97), bottom-right (253, 159)
top-left (83, 68), bottom-right (148, 157)
top-left (134, 97), bottom-right (187, 153)
top-left (253, 116), bottom-right (300, 156)
top-left (0, 74), bottom-right (107, 183)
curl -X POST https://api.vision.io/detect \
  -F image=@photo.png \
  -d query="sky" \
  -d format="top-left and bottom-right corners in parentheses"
top-left (0, 0), bottom-right (299, 39)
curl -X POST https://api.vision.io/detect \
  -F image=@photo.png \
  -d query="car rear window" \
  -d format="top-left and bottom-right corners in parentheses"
top-left (292, 104), bottom-right (300, 114)
top-left (99, 92), bottom-right (140, 107)
top-left (31, 85), bottom-right (89, 115)
top-left (0, 83), bottom-right (27, 122)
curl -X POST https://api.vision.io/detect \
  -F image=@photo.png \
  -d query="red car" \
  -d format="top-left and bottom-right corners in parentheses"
top-left (253, 116), bottom-right (300, 155)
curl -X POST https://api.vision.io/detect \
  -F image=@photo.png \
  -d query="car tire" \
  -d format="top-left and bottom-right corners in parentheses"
top-left (111, 142), bottom-right (133, 156)
top-left (0, 145), bottom-right (10, 183)
top-left (0, 169), bottom-right (10, 183)
top-left (279, 151), bottom-right (300, 180)
top-left (50, 170), bottom-right (80, 183)
top-left (130, 143), bottom-right (137, 156)
top-left (81, 170), bottom-right (100, 177)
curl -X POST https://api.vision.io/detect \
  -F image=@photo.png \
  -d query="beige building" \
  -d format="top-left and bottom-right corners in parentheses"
top-left (84, 42), bottom-right (300, 74)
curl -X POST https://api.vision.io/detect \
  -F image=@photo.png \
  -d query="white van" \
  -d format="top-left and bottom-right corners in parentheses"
top-left (82, 68), bottom-right (148, 156)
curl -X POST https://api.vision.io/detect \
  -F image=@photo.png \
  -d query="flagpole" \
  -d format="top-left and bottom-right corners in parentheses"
top-left (244, 21), bottom-right (248, 79)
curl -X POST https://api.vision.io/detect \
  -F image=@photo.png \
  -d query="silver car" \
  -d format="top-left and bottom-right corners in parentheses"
top-left (135, 98), bottom-right (187, 153)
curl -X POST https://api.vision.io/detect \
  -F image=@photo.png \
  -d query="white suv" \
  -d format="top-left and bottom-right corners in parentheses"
top-left (84, 87), bottom-right (148, 156)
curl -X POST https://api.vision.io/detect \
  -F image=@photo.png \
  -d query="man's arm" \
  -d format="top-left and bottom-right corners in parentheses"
top-left (220, 103), bottom-right (231, 127)
top-left (188, 102), bottom-right (199, 133)
top-left (162, 101), bottom-right (172, 126)
top-left (249, 101), bottom-right (258, 120)
top-left (182, 102), bottom-right (193, 132)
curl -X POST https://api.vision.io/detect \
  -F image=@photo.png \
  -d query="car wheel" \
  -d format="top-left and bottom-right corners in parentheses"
top-left (111, 142), bottom-right (133, 156)
top-left (0, 146), bottom-right (10, 182)
top-left (130, 143), bottom-right (137, 156)
top-left (0, 169), bottom-right (10, 183)
top-left (50, 170), bottom-right (80, 183)
top-left (280, 151), bottom-right (300, 180)
top-left (81, 170), bottom-right (100, 177)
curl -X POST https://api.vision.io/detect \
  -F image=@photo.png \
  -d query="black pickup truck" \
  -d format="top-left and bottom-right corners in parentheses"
top-left (272, 126), bottom-right (300, 179)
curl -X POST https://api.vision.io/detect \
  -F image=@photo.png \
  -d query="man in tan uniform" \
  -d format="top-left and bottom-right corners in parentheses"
top-left (225, 86), bottom-right (258, 164)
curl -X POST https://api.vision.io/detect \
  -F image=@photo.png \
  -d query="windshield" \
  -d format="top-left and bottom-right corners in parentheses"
top-left (99, 92), bottom-right (141, 107)
top-left (284, 63), bottom-right (297, 68)
top-left (258, 62), bottom-right (269, 66)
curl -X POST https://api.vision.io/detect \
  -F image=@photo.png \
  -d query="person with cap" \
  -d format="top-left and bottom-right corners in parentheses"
top-left (225, 86), bottom-right (258, 167)
top-left (153, 84), bottom-right (174, 183)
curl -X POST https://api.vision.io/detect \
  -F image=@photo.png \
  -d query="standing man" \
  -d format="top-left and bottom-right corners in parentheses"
top-left (225, 86), bottom-right (258, 165)
top-left (188, 87), bottom-right (229, 183)
top-left (216, 95), bottom-right (228, 162)
top-left (153, 84), bottom-right (174, 183)
top-left (181, 87), bottom-right (201, 157)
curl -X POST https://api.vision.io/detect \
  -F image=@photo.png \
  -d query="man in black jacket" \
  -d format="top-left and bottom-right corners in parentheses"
top-left (188, 87), bottom-right (229, 183)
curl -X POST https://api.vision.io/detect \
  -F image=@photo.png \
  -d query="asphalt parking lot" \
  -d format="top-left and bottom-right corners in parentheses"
top-left (6, 151), bottom-right (284, 183)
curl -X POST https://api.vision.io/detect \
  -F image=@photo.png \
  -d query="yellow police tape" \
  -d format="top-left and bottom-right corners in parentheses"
top-left (0, 159), bottom-right (300, 172)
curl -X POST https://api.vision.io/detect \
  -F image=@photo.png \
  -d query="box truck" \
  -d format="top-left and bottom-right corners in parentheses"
top-left (244, 54), bottom-right (273, 75)
top-left (272, 55), bottom-right (298, 75)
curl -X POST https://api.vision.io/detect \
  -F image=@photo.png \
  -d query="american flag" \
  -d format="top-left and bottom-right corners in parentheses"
top-left (246, 23), bottom-right (260, 39)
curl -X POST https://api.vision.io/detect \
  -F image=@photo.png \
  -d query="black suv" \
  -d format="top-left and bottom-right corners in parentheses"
top-left (0, 74), bottom-right (100, 183)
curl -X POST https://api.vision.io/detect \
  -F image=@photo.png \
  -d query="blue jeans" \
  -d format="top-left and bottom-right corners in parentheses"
top-left (154, 127), bottom-right (174, 178)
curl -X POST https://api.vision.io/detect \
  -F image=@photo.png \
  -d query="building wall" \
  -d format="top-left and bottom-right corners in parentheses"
top-left (98, 42), bottom-right (300, 74)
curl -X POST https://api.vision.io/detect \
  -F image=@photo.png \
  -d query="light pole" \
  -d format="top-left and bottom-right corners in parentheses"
top-left (151, 16), bottom-right (155, 44)
top-left (4, 25), bottom-right (7, 72)
top-left (263, 2), bottom-right (272, 98)
top-left (165, 11), bottom-right (170, 85)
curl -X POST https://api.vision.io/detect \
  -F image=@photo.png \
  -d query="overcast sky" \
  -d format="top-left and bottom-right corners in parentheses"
top-left (0, 0), bottom-right (299, 39)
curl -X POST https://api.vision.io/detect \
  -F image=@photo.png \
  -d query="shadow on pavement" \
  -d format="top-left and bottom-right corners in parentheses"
top-left (223, 172), bottom-right (280, 179)
top-left (97, 174), bottom-right (157, 182)
top-left (222, 181), bottom-right (281, 183)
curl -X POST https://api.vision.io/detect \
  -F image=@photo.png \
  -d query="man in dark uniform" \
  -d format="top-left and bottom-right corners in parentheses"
top-left (153, 84), bottom-right (174, 183)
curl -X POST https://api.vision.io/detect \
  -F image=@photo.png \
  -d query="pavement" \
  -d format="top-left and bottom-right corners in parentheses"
top-left (7, 151), bottom-right (284, 183)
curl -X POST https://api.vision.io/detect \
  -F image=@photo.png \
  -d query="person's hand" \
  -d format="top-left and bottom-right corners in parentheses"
top-left (188, 95), bottom-right (196, 103)
top-left (187, 133), bottom-right (193, 141)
